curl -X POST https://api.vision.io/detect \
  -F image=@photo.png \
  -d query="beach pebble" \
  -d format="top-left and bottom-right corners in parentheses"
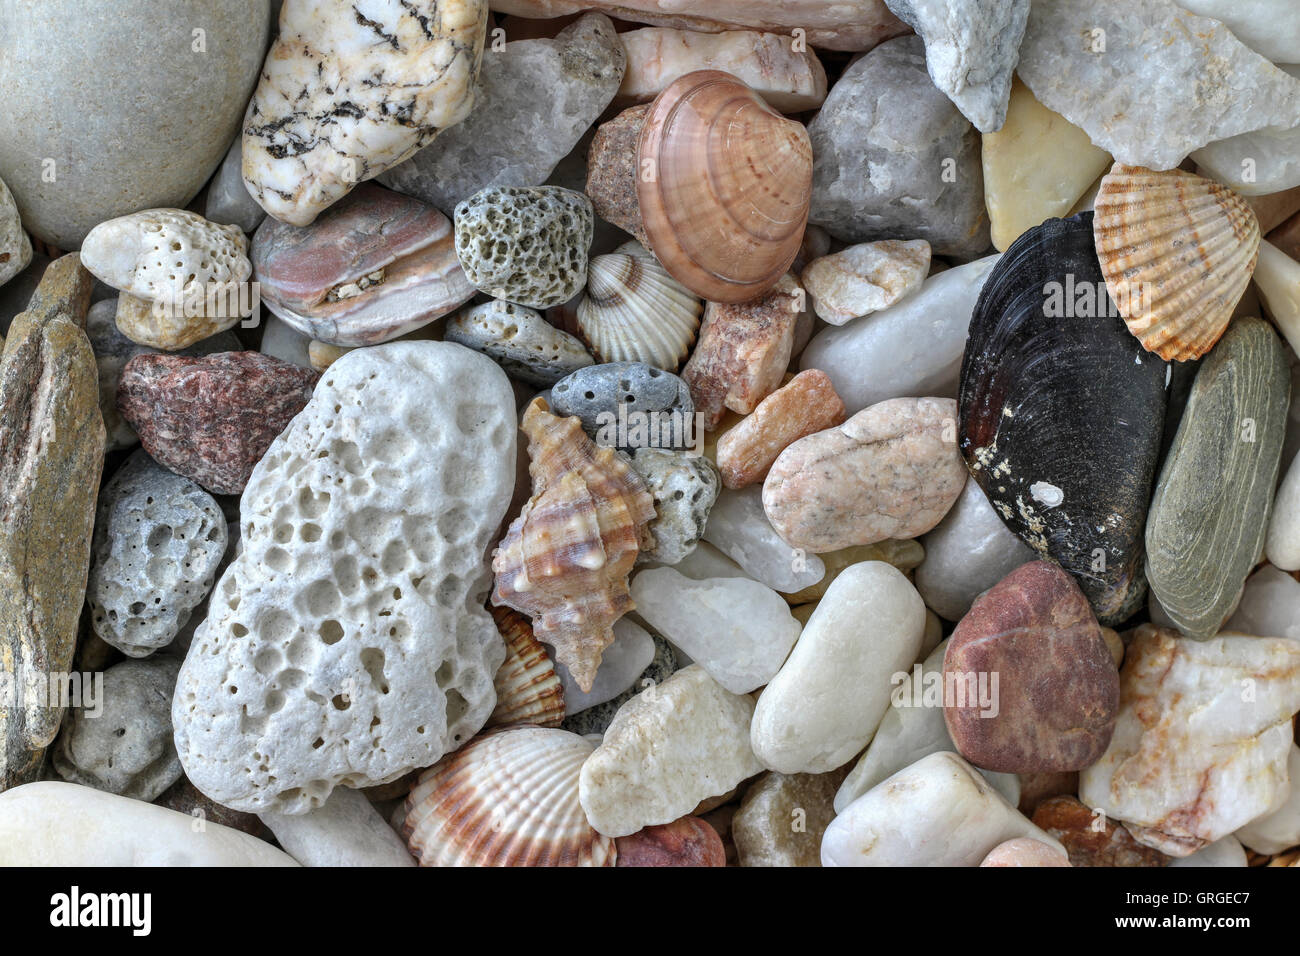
top-left (549, 362), bottom-right (695, 451)
top-left (242, 0), bottom-right (485, 226)
top-left (668, 540), bottom-right (749, 582)
top-left (87, 451), bottom-right (228, 657)
top-left (717, 370), bottom-right (847, 490)
top-left (808, 36), bottom-right (989, 257)
top-left (259, 787), bottom-right (415, 867)
top-left (981, 78), bottom-right (1112, 251)
top-left (1176, 0), bottom-right (1300, 63)
top-left (751, 561), bottom-right (925, 774)
top-left (733, 770), bottom-right (842, 867)
top-left (446, 300), bottom-right (593, 387)
top-left (379, 13), bottom-right (626, 212)
top-left (51, 657), bottom-right (183, 801)
top-left (1080, 625), bottom-right (1300, 857)
top-left (154, 777), bottom-right (267, 839)
top-left (1167, 836), bottom-right (1249, 868)
top-left (617, 28), bottom-right (827, 113)
top-left (681, 275), bottom-right (801, 429)
top-left (556, 617), bottom-right (656, 715)
top-left (979, 837), bottom-right (1072, 867)
top-left (579, 665), bottom-right (764, 837)
top-left (1030, 796), bottom-right (1170, 867)
top-left (629, 449), bottom-right (719, 565)
top-left (822, 751), bottom-right (1063, 866)
top-left (260, 314), bottom-right (314, 369)
top-left (1234, 744), bottom-right (1300, 855)
top-left (883, 0), bottom-right (1029, 133)
top-left (113, 290), bottom-right (251, 353)
top-left (1225, 565), bottom-right (1300, 640)
top-left (0, 175), bottom-right (31, 288)
top-left (763, 397), bottom-right (966, 552)
top-left (702, 485), bottom-right (826, 593)
top-left (1255, 241), bottom-right (1300, 358)
top-left (117, 351), bottom-right (320, 495)
top-left (800, 240), bottom-right (930, 325)
top-left (781, 538), bottom-right (926, 605)
top-left (1191, 70), bottom-right (1300, 197)
top-left (0, 0), bottom-right (268, 248)
top-left (943, 561), bottom-right (1119, 773)
top-left (205, 137), bottom-right (266, 235)
top-left (914, 476), bottom-right (1035, 621)
top-left (585, 105), bottom-right (651, 247)
top-left (801, 255), bottom-right (1000, 414)
top-left (561, 632), bottom-right (679, 737)
top-left (454, 186), bottom-right (593, 309)
top-left (0, 782), bottom-right (297, 866)
top-left (1268, 450), bottom-right (1300, 571)
top-left (615, 816), bottom-right (726, 867)
top-left (631, 567), bottom-right (800, 694)
top-left (171, 343), bottom-right (517, 814)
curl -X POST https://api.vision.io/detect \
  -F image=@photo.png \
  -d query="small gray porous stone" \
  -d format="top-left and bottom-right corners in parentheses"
top-left (445, 299), bottom-right (593, 386)
top-left (87, 450), bottom-right (229, 657)
top-left (631, 448), bottom-right (719, 566)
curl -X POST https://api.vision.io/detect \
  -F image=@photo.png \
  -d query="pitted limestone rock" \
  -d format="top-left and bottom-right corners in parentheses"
top-left (87, 450), bottom-right (228, 657)
top-left (172, 342), bottom-right (518, 814)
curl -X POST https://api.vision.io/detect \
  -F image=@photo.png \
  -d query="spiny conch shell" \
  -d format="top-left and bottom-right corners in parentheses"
top-left (485, 605), bottom-right (565, 729)
top-left (491, 398), bottom-right (656, 693)
top-left (637, 70), bottom-right (813, 303)
top-left (576, 251), bottom-right (703, 371)
top-left (1093, 163), bottom-right (1260, 361)
top-left (402, 726), bottom-right (617, 867)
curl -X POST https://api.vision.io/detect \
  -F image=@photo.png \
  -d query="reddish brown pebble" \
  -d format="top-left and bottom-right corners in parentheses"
top-left (681, 275), bottom-right (800, 429)
top-left (979, 837), bottom-right (1071, 867)
top-left (615, 815), bottom-right (726, 867)
top-left (117, 351), bottom-right (319, 495)
top-left (716, 369), bottom-right (846, 488)
top-left (154, 777), bottom-right (269, 840)
top-left (585, 104), bottom-right (651, 248)
top-left (1017, 771), bottom-right (1080, 816)
top-left (1268, 208), bottom-right (1300, 263)
top-left (1031, 796), bottom-right (1170, 867)
top-left (943, 560), bottom-right (1119, 773)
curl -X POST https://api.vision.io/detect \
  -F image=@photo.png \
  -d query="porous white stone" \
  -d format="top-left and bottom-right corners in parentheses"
top-left (52, 657), bottom-right (183, 801)
top-left (242, 0), bottom-right (487, 226)
top-left (800, 254), bottom-right (1000, 414)
top-left (0, 782), bottom-right (297, 866)
top-left (172, 342), bottom-right (517, 814)
top-left (701, 485), bottom-right (825, 593)
top-left (1080, 626), bottom-right (1300, 856)
top-left (0, 174), bottom-right (31, 288)
top-left (630, 448), bottom-right (720, 566)
top-left (631, 567), bottom-right (800, 694)
top-left (80, 209), bottom-right (251, 315)
top-left (259, 786), bottom-right (415, 866)
top-left (1235, 744), bottom-right (1300, 855)
top-left (751, 561), bottom-right (926, 774)
top-left (87, 451), bottom-right (228, 657)
top-left (882, 0), bottom-right (1029, 133)
top-left (445, 299), bottom-right (593, 387)
top-left (578, 664), bottom-right (764, 837)
top-left (556, 617), bottom-right (656, 715)
top-left (822, 751), bottom-right (1063, 866)
top-left (914, 476), bottom-right (1035, 621)
top-left (1225, 565), bottom-right (1300, 640)
top-left (1017, 0), bottom-right (1300, 170)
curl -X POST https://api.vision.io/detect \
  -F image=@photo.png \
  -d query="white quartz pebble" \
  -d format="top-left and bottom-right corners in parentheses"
top-left (1235, 745), bottom-right (1300, 855)
top-left (1167, 836), bottom-right (1249, 868)
top-left (1267, 450), bottom-right (1300, 571)
top-left (1225, 565), bottom-right (1300, 640)
top-left (259, 787), bottom-right (415, 867)
top-left (702, 485), bottom-right (825, 593)
top-left (556, 617), bottom-right (656, 714)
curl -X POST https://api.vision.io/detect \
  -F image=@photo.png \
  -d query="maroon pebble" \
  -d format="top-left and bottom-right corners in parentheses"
top-left (615, 816), bottom-right (727, 867)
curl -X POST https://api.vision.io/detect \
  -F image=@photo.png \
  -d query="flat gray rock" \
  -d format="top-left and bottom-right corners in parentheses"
top-left (1017, 0), bottom-right (1300, 171)
top-left (205, 136), bottom-right (266, 235)
top-left (883, 0), bottom-right (1028, 133)
top-left (808, 36), bottom-right (990, 258)
top-left (379, 13), bottom-right (625, 214)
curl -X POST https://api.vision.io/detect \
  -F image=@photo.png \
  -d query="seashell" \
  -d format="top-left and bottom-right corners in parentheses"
top-left (485, 605), bottom-right (565, 729)
top-left (959, 213), bottom-right (1169, 625)
top-left (402, 726), bottom-right (617, 867)
top-left (1093, 164), bottom-right (1260, 361)
top-left (251, 183), bottom-right (474, 346)
top-left (636, 70), bottom-right (813, 304)
top-left (576, 252), bottom-right (702, 371)
top-left (491, 398), bottom-right (657, 693)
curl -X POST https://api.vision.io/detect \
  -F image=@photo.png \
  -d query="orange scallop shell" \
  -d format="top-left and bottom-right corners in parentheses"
top-left (491, 398), bottom-right (656, 693)
top-left (485, 605), bottom-right (565, 729)
top-left (636, 70), bottom-right (813, 304)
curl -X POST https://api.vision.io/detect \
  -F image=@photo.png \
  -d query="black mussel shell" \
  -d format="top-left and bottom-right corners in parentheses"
top-left (958, 213), bottom-right (1170, 625)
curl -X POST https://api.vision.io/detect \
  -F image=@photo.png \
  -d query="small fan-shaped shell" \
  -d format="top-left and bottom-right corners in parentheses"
top-left (491, 399), bottom-right (657, 693)
top-left (486, 605), bottom-right (565, 728)
top-left (576, 252), bottom-right (703, 371)
top-left (402, 726), bottom-right (616, 866)
top-left (1093, 164), bottom-right (1260, 361)
top-left (637, 70), bottom-right (813, 304)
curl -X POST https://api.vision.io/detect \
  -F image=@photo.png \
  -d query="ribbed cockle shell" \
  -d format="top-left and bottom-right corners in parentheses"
top-left (576, 251), bottom-right (702, 370)
top-left (1093, 164), bottom-right (1260, 361)
top-left (491, 399), bottom-right (656, 693)
top-left (637, 70), bottom-right (812, 303)
top-left (485, 605), bottom-right (565, 729)
top-left (402, 726), bottom-right (616, 866)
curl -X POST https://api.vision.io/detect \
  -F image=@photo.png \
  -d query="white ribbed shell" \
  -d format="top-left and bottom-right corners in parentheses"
top-left (577, 252), bottom-right (702, 371)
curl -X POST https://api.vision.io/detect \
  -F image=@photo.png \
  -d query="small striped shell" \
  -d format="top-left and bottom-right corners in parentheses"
top-left (576, 251), bottom-right (702, 371)
top-left (486, 605), bottom-right (565, 728)
top-left (1093, 164), bottom-right (1260, 361)
top-left (402, 726), bottom-right (616, 867)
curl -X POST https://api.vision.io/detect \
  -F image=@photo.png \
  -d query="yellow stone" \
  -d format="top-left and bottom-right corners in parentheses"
top-left (982, 77), bottom-right (1112, 252)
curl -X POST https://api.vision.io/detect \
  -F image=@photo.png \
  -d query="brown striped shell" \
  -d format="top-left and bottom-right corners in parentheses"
top-left (1093, 164), bottom-right (1260, 361)
top-left (485, 605), bottom-right (565, 729)
top-left (491, 399), bottom-right (656, 693)
top-left (637, 70), bottom-right (813, 304)
top-left (402, 726), bottom-right (616, 867)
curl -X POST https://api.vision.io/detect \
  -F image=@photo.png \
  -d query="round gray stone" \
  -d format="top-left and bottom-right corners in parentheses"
top-left (550, 361), bottom-right (694, 450)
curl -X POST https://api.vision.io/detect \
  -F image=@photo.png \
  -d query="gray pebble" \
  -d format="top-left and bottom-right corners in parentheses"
top-left (550, 361), bottom-right (694, 450)
top-left (561, 632), bottom-right (679, 737)
top-left (204, 135), bottom-right (266, 235)
top-left (445, 299), bottom-right (593, 386)
top-left (631, 448), bottom-right (720, 566)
